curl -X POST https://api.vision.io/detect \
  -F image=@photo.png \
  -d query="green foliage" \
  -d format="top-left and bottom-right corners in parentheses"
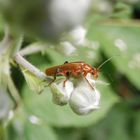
top-left (6, 108), bottom-right (57, 140)
top-left (0, 123), bottom-right (5, 140)
top-left (20, 66), bottom-right (46, 94)
top-left (88, 23), bottom-right (140, 90)
top-left (22, 76), bottom-right (118, 127)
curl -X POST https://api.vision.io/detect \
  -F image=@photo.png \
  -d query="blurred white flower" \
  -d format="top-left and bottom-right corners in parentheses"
top-left (128, 53), bottom-right (140, 69)
top-left (58, 26), bottom-right (87, 56)
top-left (28, 115), bottom-right (41, 125)
top-left (44, 0), bottom-right (91, 39)
top-left (69, 26), bottom-right (87, 45)
top-left (48, 0), bottom-right (91, 31)
top-left (1, 0), bottom-right (91, 40)
top-left (59, 41), bottom-right (77, 56)
top-left (50, 79), bottom-right (74, 105)
top-left (69, 77), bottom-right (100, 115)
top-left (115, 39), bottom-right (127, 52)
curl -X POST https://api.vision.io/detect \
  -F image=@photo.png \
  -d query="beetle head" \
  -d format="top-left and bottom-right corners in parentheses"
top-left (92, 68), bottom-right (99, 80)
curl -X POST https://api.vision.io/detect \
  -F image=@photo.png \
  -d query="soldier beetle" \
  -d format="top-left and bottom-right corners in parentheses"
top-left (45, 57), bottom-right (114, 89)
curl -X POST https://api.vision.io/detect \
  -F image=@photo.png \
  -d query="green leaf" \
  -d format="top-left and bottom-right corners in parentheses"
top-left (0, 122), bottom-right (5, 140)
top-left (88, 22), bottom-right (140, 90)
top-left (20, 66), bottom-right (46, 94)
top-left (24, 121), bottom-right (57, 140)
top-left (55, 128), bottom-right (83, 140)
top-left (87, 102), bottom-right (140, 140)
top-left (0, 14), bottom-right (4, 36)
top-left (88, 105), bottom-right (129, 140)
top-left (134, 111), bottom-right (140, 140)
top-left (6, 108), bottom-right (57, 140)
top-left (111, 2), bottom-right (132, 19)
top-left (22, 75), bottom-right (119, 127)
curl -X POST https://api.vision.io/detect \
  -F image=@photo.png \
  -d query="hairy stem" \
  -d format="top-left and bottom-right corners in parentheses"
top-left (14, 53), bottom-right (49, 80)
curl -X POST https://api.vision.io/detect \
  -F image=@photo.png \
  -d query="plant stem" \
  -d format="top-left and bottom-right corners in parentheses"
top-left (19, 43), bottom-right (47, 56)
top-left (14, 53), bottom-right (49, 80)
top-left (0, 26), bottom-right (12, 53)
top-left (8, 76), bottom-right (21, 107)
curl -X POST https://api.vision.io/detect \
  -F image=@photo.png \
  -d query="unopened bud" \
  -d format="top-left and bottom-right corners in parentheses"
top-left (69, 77), bottom-right (100, 115)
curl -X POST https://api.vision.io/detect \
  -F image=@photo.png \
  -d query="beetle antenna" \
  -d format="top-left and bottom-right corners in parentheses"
top-left (97, 55), bottom-right (119, 70)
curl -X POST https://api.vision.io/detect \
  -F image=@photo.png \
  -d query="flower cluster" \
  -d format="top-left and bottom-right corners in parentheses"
top-left (50, 74), bottom-right (100, 115)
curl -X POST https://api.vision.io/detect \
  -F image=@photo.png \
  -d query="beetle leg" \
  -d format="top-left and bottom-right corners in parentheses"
top-left (83, 73), bottom-right (95, 90)
top-left (84, 76), bottom-right (95, 90)
top-left (63, 78), bottom-right (68, 87)
top-left (63, 71), bottom-right (71, 87)
top-left (47, 75), bottom-right (56, 86)
top-left (47, 68), bottom-right (60, 86)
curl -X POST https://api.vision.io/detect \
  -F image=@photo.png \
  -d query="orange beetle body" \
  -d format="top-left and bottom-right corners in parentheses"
top-left (45, 61), bottom-right (99, 86)
top-left (45, 57), bottom-right (115, 87)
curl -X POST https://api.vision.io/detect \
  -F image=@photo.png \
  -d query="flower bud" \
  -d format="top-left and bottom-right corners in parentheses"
top-left (50, 79), bottom-right (74, 106)
top-left (69, 77), bottom-right (100, 115)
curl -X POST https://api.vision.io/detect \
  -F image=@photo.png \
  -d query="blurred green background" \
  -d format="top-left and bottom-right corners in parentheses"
top-left (0, 0), bottom-right (140, 140)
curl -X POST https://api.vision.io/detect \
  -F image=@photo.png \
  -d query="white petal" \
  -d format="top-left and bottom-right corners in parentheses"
top-left (69, 78), bottom-right (100, 115)
top-left (50, 79), bottom-right (74, 106)
top-left (86, 73), bottom-right (96, 86)
top-left (86, 73), bottom-right (109, 86)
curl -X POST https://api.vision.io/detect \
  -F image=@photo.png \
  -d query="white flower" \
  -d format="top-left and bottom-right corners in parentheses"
top-left (49, 74), bottom-right (101, 115)
top-left (50, 79), bottom-right (74, 105)
top-left (49, 0), bottom-right (91, 30)
top-left (69, 77), bottom-right (100, 115)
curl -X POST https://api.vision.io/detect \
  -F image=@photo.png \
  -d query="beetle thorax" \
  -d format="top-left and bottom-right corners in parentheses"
top-left (82, 64), bottom-right (93, 74)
